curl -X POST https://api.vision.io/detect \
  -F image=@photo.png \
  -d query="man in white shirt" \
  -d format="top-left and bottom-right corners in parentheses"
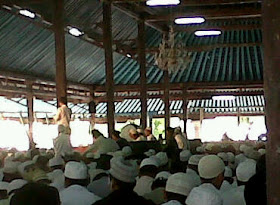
top-left (174, 127), bottom-right (189, 150)
top-left (60, 161), bottom-right (100, 205)
top-left (53, 125), bottom-right (73, 158)
top-left (54, 97), bottom-right (72, 128)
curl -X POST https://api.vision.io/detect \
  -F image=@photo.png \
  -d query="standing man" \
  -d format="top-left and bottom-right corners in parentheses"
top-left (54, 97), bottom-right (72, 128)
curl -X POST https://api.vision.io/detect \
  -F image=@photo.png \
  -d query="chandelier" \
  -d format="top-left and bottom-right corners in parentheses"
top-left (155, 27), bottom-right (192, 72)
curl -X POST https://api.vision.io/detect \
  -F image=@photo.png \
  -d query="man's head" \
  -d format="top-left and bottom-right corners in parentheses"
top-left (91, 129), bottom-right (103, 140)
top-left (112, 130), bottom-right (121, 141)
top-left (64, 161), bottom-right (89, 187)
top-left (58, 97), bottom-right (67, 107)
top-left (198, 155), bottom-right (225, 189)
top-left (139, 157), bottom-right (159, 178)
top-left (129, 129), bottom-right (139, 140)
top-left (236, 159), bottom-right (256, 186)
top-left (144, 127), bottom-right (152, 137)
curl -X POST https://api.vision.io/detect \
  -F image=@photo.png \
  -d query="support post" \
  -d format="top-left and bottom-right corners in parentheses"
top-left (237, 107), bottom-right (241, 125)
top-left (183, 86), bottom-right (188, 134)
top-left (103, 1), bottom-right (115, 138)
top-left (89, 87), bottom-right (96, 129)
top-left (26, 81), bottom-right (35, 149)
top-left (164, 70), bottom-right (170, 136)
top-left (263, 0), bottom-right (280, 203)
top-left (138, 19), bottom-right (147, 129)
top-left (54, 0), bottom-right (67, 106)
top-left (199, 108), bottom-right (204, 126)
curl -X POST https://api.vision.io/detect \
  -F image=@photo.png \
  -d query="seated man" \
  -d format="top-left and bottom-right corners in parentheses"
top-left (93, 157), bottom-right (154, 205)
top-left (145, 127), bottom-right (156, 141)
top-left (111, 131), bottom-right (129, 149)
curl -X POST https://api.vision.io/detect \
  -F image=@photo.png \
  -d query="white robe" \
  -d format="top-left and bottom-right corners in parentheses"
top-left (175, 134), bottom-right (188, 150)
top-left (54, 105), bottom-right (71, 127)
top-left (222, 185), bottom-right (246, 205)
top-left (133, 176), bottom-right (154, 196)
top-left (60, 185), bottom-right (100, 205)
top-left (53, 133), bottom-right (72, 157)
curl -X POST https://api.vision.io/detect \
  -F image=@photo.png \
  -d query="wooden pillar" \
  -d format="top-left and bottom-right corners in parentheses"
top-left (199, 108), bottom-right (204, 126)
top-left (182, 86), bottom-right (188, 134)
top-left (103, 1), bottom-right (115, 138)
top-left (237, 107), bottom-right (241, 126)
top-left (54, 0), bottom-right (67, 106)
top-left (138, 19), bottom-right (147, 129)
top-left (263, 0), bottom-right (280, 203)
top-left (164, 70), bottom-right (170, 136)
top-left (89, 87), bottom-right (96, 129)
top-left (26, 81), bottom-right (35, 149)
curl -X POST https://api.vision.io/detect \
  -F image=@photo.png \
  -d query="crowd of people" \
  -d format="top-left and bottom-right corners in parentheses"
top-left (0, 122), bottom-right (267, 205)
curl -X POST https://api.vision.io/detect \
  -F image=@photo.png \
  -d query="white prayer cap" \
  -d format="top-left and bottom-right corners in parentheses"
top-left (174, 127), bottom-right (182, 134)
top-left (198, 155), bottom-right (225, 179)
top-left (8, 179), bottom-right (27, 194)
top-left (87, 162), bottom-right (97, 170)
top-left (4, 156), bottom-right (14, 164)
top-left (258, 148), bottom-right (266, 156)
top-left (224, 166), bottom-right (233, 178)
top-left (236, 159), bottom-right (256, 182)
top-left (235, 153), bottom-right (247, 165)
top-left (227, 152), bottom-right (235, 163)
top-left (140, 157), bottom-right (159, 168)
top-left (166, 173), bottom-right (196, 196)
top-left (144, 149), bottom-right (156, 157)
top-left (155, 152), bottom-right (168, 166)
top-left (4, 161), bottom-right (20, 174)
top-left (122, 146), bottom-right (132, 157)
top-left (189, 155), bottom-right (204, 166)
top-left (49, 157), bottom-right (64, 167)
top-left (18, 160), bottom-right (34, 175)
top-left (89, 169), bottom-right (107, 181)
top-left (155, 171), bottom-right (171, 180)
top-left (186, 185), bottom-right (223, 205)
top-left (196, 146), bottom-right (204, 153)
top-left (180, 150), bottom-right (192, 162)
top-left (129, 129), bottom-right (137, 135)
top-left (0, 182), bottom-right (9, 191)
top-left (246, 150), bottom-right (261, 161)
top-left (14, 152), bottom-right (24, 160)
top-left (64, 161), bottom-right (88, 180)
top-left (32, 155), bottom-right (40, 163)
top-left (113, 151), bottom-right (124, 158)
top-left (204, 143), bottom-right (215, 152)
top-left (217, 152), bottom-right (228, 162)
top-left (109, 157), bottom-right (138, 183)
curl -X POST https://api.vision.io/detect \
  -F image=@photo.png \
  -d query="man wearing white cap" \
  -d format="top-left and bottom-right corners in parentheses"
top-left (0, 182), bottom-right (9, 205)
top-left (54, 97), bottom-right (72, 128)
top-left (54, 125), bottom-right (73, 158)
top-left (93, 157), bottom-right (154, 205)
top-left (222, 159), bottom-right (256, 205)
top-left (134, 157), bottom-right (159, 196)
top-left (163, 173), bottom-right (197, 205)
top-left (186, 155), bottom-right (224, 205)
top-left (87, 169), bottom-right (111, 198)
top-left (145, 127), bottom-right (156, 141)
top-left (59, 161), bottom-right (100, 205)
top-left (3, 161), bottom-right (20, 183)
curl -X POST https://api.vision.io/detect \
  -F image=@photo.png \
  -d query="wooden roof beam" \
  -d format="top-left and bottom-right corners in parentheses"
top-left (145, 7), bottom-right (261, 22)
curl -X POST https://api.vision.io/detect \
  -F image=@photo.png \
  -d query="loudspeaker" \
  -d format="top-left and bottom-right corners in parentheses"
top-left (89, 101), bottom-right (96, 113)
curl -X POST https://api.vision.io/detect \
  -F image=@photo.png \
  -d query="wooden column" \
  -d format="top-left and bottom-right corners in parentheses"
top-left (26, 81), bottom-right (35, 149)
top-left (237, 107), bottom-right (241, 126)
top-left (164, 70), bottom-right (170, 136)
top-left (54, 0), bottom-right (67, 105)
top-left (182, 86), bottom-right (188, 134)
top-left (199, 108), bottom-right (204, 126)
top-left (263, 0), bottom-right (280, 203)
top-left (89, 87), bottom-right (96, 129)
top-left (138, 19), bottom-right (147, 129)
top-left (103, 1), bottom-right (115, 138)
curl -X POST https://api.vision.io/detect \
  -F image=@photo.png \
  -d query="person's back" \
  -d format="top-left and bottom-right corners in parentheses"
top-left (54, 102), bottom-right (71, 128)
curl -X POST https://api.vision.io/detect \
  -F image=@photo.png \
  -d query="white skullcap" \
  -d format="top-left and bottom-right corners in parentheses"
top-left (48, 169), bottom-right (64, 181)
top-left (87, 162), bottom-right (97, 170)
top-left (129, 129), bottom-right (137, 135)
top-left (109, 157), bottom-right (138, 183)
top-left (14, 152), bottom-right (24, 159)
top-left (227, 152), bottom-right (235, 163)
top-left (155, 152), bottom-right (168, 166)
top-left (122, 146), bottom-right (132, 157)
top-left (224, 166), bottom-right (233, 178)
top-left (49, 157), bottom-right (64, 167)
top-left (8, 179), bottom-right (27, 194)
top-left (189, 155), bottom-right (204, 166)
top-left (174, 127), bottom-right (182, 134)
top-left (198, 155), bottom-right (225, 179)
top-left (236, 159), bottom-right (256, 182)
top-left (0, 182), bottom-right (9, 191)
top-left (235, 154), bottom-right (248, 165)
top-left (140, 157), bottom-right (159, 168)
top-left (32, 155), bottom-right (40, 163)
top-left (239, 144), bottom-right (249, 152)
top-left (258, 148), bottom-right (266, 156)
top-left (89, 169), bottom-right (107, 181)
top-left (155, 171), bottom-right (171, 180)
top-left (113, 151), bottom-right (124, 158)
top-left (64, 161), bottom-right (88, 180)
top-left (4, 161), bottom-right (20, 174)
top-left (144, 149), bottom-right (156, 157)
top-left (180, 150), bottom-right (192, 162)
top-left (166, 173), bottom-right (196, 196)
top-left (204, 144), bottom-right (215, 152)
top-left (196, 146), bottom-right (204, 153)
top-left (217, 152), bottom-right (228, 162)
top-left (186, 184), bottom-right (223, 205)
top-left (18, 160), bottom-right (34, 176)
top-left (246, 150), bottom-right (261, 161)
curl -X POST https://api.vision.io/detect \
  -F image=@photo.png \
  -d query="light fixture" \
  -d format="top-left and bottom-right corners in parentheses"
top-left (212, 96), bottom-right (236, 101)
top-left (195, 30), bottom-right (222, 37)
top-left (175, 17), bottom-right (205, 25)
top-left (69, 27), bottom-right (84, 37)
top-left (126, 53), bottom-right (132, 58)
top-left (146, 0), bottom-right (180, 6)
top-left (19, 9), bottom-right (35, 18)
